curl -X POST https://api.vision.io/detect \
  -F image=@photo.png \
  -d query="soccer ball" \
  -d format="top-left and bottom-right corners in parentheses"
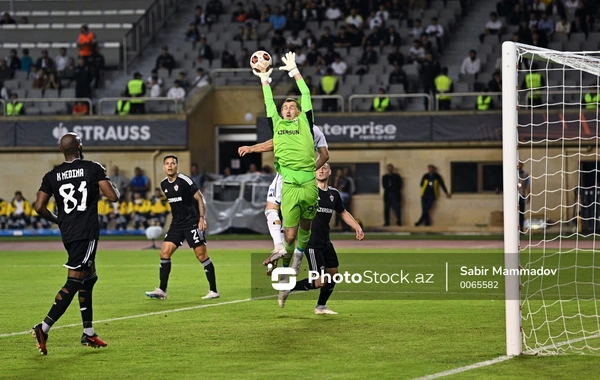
top-left (250, 50), bottom-right (273, 74)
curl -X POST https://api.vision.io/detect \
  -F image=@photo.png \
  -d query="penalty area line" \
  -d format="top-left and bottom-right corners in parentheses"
top-left (0, 295), bottom-right (275, 339)
top-left (412, 355), bottom-right (513, 380)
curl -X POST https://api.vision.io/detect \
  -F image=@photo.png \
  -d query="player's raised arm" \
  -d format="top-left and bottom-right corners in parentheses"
top-left (279, 51), bottom-right (313, 114)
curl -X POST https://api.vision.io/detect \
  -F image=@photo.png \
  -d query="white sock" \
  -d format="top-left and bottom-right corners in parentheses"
top-left (41, 322), bottom-right (51, 333)
top-left (84, 327), bottom-right (95, 336)
top-left (265, 209), bottom-right (283, 248)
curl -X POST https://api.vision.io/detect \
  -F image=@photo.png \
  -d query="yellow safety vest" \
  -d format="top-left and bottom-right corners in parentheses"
top-left (584, 93), bottom-right (598, 109)
top-left (127, 79), bottom-right (145, 103)
top-left (525, 73), bottom-right (542, 99)
top-left (321, 76), bottom-right (338, 94)
top-left (435, 75), bottom-right (452, 100)
top-left (117, 100), bottom-right (131, 115)
top-left (6, 102), bottom-right (24, 115)
top-left (477, 95), bottom-right (492, 110)
top-left (373, 97), bottom-right (390, 112)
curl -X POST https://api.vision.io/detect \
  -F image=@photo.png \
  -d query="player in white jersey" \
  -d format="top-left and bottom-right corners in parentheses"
top-left (238, 125), bottom-right (329, 271)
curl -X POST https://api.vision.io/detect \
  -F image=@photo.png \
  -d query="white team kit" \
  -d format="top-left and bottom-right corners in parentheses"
top-left (266, 125), bottom-right (328, 205)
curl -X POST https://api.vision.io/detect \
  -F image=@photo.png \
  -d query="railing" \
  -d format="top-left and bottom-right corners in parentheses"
top-left (3, 98), bottom-right (93, 116)
top-left (349, 93), bottom-right (434, 112)
top-left (97, 96), bottom-right (183, 114)
top-left (435, 92), bottom-right (502, 111)
top-left (434, 90), bottom-right (593, 110)
top-left (122, 0), bottom-right (185, 73)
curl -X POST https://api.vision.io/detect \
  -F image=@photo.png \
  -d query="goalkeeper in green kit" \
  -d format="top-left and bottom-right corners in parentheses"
top-left (254, 51), bottom-right (319, 277)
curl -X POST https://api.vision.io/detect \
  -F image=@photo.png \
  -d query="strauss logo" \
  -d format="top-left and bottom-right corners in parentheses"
top-left (52, 122), bottom-right (69, 143)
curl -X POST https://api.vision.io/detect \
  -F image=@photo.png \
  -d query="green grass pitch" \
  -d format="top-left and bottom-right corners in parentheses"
top-left (1, 247), bottom-right (599, 379)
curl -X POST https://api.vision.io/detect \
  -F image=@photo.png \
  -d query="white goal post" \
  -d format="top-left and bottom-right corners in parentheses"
top-left (503, 41), bottom-right (600, 356)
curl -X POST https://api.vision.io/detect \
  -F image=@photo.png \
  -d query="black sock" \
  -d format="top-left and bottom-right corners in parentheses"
top-left (317, 281), bottom-right (336, 306)
top-left (44, 277), bottom-right (84, 327)
top-left (292, 278), bottom-right (315, 292)
top-left (79, 273), bottom-right (98, 329)
top-left (201, 258), bottom-right (217, 292)
top-left (159, 259), bottom-right (171, 292)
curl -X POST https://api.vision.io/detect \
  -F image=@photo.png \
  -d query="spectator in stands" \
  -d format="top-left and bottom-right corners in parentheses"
top-left (185, 22), bottom-right (201, 43)
top-left (89, 45), bottom-right (105, 88)
top-left (390, 0), bottom-right (407, 20)
top-left (7, 49), bottom-right (20, 72)
top-left (530, 30), bottom-right (547, 48)
top-left (549, 0), bottom-right (567, 19)
top-left (295, 46), bottom-right (307, 67)
top-left (115, 93), bottom-right (131, 115)
top-left (407, 40), bottom-right (426, 64)
top-left (496, 0), bottom-right (512, 17)
top-left (420, 53), bottom-right (441, 109)
top-left (538, 12), bottom-right (555, 38)
top-left (528, 12), bottom-right (539, 30)
top-left (585, 14), bottom-right (595, 34)
top-left (247, 2), bottom-right (260, 21)
top-left (30, 65), bottom-right (46, 89)
top-left (347, 24), bottom-right (364, 47)
top-left (7, 191), bottom-right (31, 229)
top-left (346, 8), bottom-right (364, 29)
top-left (231, 2), bottom-right (248, 23)
top-left (521, 63), bottom-right (545, 106)
top-left (506, 3), bottom-right (522, 26)
top-left (78, 25), bottom-right (95, 60)
top-left (130, 191), bottom-right (151, 230)
top-left (318, 26), bottom-right (336, 49)
top-left (480, 12), bottom-right (503, 43)
top-left (375, 4), bottom-right (390, 22)
top-left (243, 22), bottom-right (257, 41)
top-left (371, 88), bottom-right (390, 112)
top-left (260, 4), bottom-right (272, 22)
top-left (385, 26), bottom-right (402, 47)
top-left (55, 48), bottom-right (70, 74)
top-left (388, 63), bottom-right (409, 92)
top-left (150, 77), bottom-right (162, 98)
top-left (322, 47), bottom-right (337, 66)
top-left (475, 85), bottom-right (493, 111)
top-left (425, 17), bottom-right (444, 53)
top-left (190, 163), bottom-right (205, 190)
top-left (125, 72), bottom-right (146, 114)
top-left (410, 18), bottom-right (424, 39)
top-left (0, 59), bottom-right (13, 82)
top-left (155, 46), bottom-right (176, 76)
top-left (420, 33), bottom-right (434, 54)
top-left (564, 0), bottom-right (579, 18)
top-left (304, 75), bottom-right (317, 95)
top-left (303, 0), bottom-right (321, 22)
top-left (167, 80), bottom-right (186, 100)
top-left (269, 6), bottom-right (287, 32)
top-left (59, 58), bottom-right (75, 86)
top-left (331, 54), bottom-right (348, 76)
top-left (177, 71), bottom-right (189, 89)
top-left (302, 30), bottom-right (316, 49)
top-left (334, 26), bottom-right (352, 48)
top-left (320, 68), bottom-right (339, 112)
top-left (387, 45), bottom-right (405, 66)
top-left (36, 50), bottom-right (55, 73)
top-left (233, 26), bottom-right (244, 42)
top-left (306, 42), bottom-right (322, 66)
top-left (533, 0), bottom-right (547, 12)
top-left (283, 2), bottom-right (294, 19)
top-left (488, 71), bottom-right (502, 93)
top-left (130, 167), bottom-right (150, 199)
top-left (6, 93), bottom-right (25, 116)
top-left (146, 69), bottom-right (164, 88)
top-left (288, 9), bottom-right (306, 34)
top-left (194, 6), bottom-right (211, 28)
top-left (206, 0), bottom-right (224, 22)
top-left (435, 67), bottom-right (453, 110)
top-left (367, 10), bottom-right (384, 31)
top-left (197, 37), bottom-right (214, 66)
top-left (45, 72), bottom-right (61, 90)
top-left (74, 57), bottom-right (93, 100)
top-left (20, 49), bottom-right (32, 73)
top-left (518, 19), bottom-right (532, 44)
top-left (72, 101), bottom-right (89, 115)
top-left (220, 50), bottom-right (238, 69)
top-left (271, 30), bottom-right (286, 50)
top-left (111, 166), bottom-right (130, 198)
top-left (149, 188), bottom-right (169, 228)
top-left (0, 82), bottom-right (8, 101)
top-left (325, 1), bottom-right (343, 21)
top-left (460, 50), bottom-right (481, 78)
top-left (286, 31), bottom-right (303, 50)
top-left (0, 12), bottom-right (16, 25)
top-left (571, 15), bottom-right (588, 37)
top-left (193, 67), bottom-right (210, 87)
top-left (359, 43), bottom-right (378, 66)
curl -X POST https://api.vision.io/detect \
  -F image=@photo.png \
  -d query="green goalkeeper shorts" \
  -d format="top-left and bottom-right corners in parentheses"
top-left (281, 179), bottom-right (318, 228)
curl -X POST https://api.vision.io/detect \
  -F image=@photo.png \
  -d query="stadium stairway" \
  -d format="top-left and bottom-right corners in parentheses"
top-left (439, 0), bottom-right (498, 85)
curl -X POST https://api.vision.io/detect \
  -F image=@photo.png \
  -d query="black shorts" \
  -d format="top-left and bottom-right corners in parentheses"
top-left (63, 239), bottom-right (98, 270)
top-left (164, 225), bottom-right (206, 249)
top-left (305, 243), bottom-right (339, 271)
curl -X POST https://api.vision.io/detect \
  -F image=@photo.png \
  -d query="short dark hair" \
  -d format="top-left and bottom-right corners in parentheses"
top-left (282, 97), bottom-right (301, 111)
top-left (163, 155), bottom-right (178, 164)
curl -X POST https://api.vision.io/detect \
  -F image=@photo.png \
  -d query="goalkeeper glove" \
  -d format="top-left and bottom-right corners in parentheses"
top-left (279, 51), bottom-right (299, 77)
top-left (253, 68), bottom-right (273, 84)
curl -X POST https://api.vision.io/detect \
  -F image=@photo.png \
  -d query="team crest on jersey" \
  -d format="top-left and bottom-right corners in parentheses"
top-left (293, 117), bottom-right (298, 123)
top-left (330, 195), bottom-right (334, 202)
top-left (174, 185), bottom-right (179, 192)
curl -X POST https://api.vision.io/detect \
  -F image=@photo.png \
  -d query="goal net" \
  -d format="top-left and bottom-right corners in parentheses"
top-left (503, 42), bottom-right (600, 355)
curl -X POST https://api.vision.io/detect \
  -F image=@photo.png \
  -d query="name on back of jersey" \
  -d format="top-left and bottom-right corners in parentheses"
top-left (56, 169), bottom-right (85, 181)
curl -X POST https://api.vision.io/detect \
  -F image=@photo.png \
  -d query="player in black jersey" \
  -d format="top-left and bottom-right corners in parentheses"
top-left (31, 132), bottom-right (120, 355)
top-left (277, 163), bottom-right (364, 313)
top-left (145, 155), bottom-right (219, 300)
